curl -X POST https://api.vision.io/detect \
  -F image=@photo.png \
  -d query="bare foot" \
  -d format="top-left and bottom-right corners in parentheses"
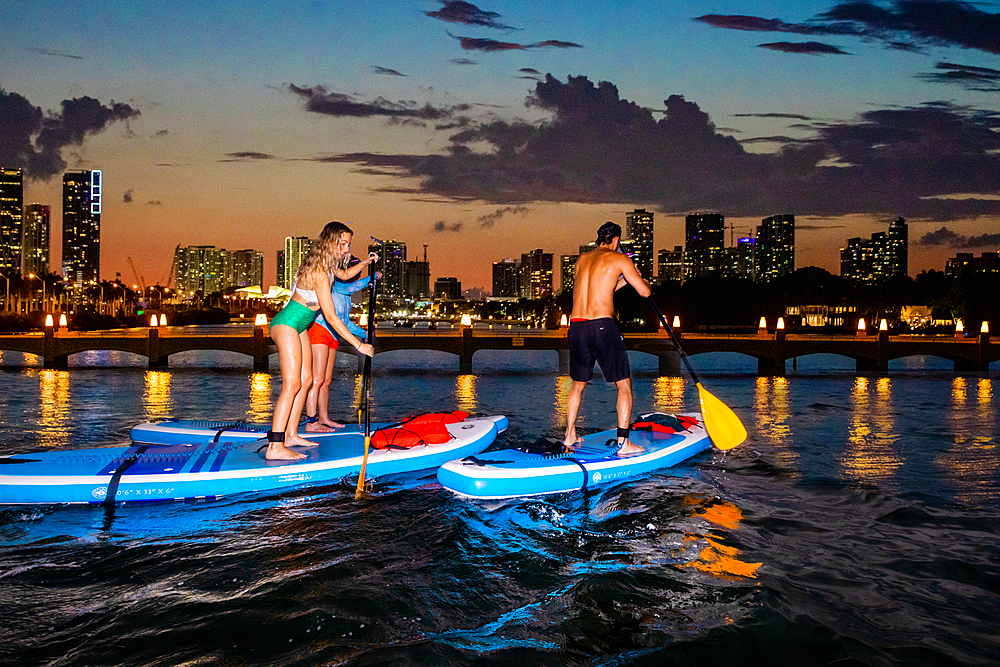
top-left (265, 443), bottom-right (307, 460)
top-left (304, 422), bottom-right (335, 433)
top-left (617, 438), bottom-right (645, 457)
top-left (562, 431), bottom-right (584, 450)
top-left (287, 433), bottom-right (319, 448)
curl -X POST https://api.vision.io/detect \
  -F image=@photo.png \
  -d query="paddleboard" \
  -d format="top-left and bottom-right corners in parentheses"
top-left (0, 414), bottom-right (506, 505)
top-left (437, 412), bottom-right (710, 499)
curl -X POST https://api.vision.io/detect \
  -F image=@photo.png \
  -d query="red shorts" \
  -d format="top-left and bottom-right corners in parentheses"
top-left (307, 322), bottom-right (339, 348)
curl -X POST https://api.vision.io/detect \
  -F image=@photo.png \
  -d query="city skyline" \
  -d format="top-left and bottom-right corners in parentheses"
top-left (4, 1), bottom-right (1000, 289)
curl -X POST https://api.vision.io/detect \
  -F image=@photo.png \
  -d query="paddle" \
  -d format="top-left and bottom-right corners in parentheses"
top-left (355, 267), bottom-right (379, 498)
top-left (647, 297), bottom-right (747, 450)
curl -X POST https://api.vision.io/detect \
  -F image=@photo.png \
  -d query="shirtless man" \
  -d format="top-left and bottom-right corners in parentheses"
top-left (563, 221), bottom-right (651, 455)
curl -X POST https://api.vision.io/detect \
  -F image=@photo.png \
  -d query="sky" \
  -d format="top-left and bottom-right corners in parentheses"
top-left (3, 0), bottom-right (1000, 290)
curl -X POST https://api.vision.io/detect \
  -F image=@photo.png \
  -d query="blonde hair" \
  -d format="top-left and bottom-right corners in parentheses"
top-left (295, 221), bottom-right (353, 288)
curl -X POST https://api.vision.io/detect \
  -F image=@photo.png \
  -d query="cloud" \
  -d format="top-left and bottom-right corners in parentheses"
top-left (0, 89), bottom-right (140, 180)
top-left (916, 61), bottom-right (1000, 90)
top-left (917, 226), bottom-right (1000, 247)
top-left (433, 220), bottom-right (463, 232)
top-left (218, 151), bottom-right (276, 162)
top-left (447, 32), bottom-right (583, 52)
top-left (477, 205), bottom-right (529, 227)
top-left (31, 47), bottom-right (83, 60)
top-left (450, 58), bottom-right (478, 65)
top-left (147, 200), bottom-right (162, 206)
top-left (123, 189), bottom-right (133, 203)
top-left (324, 74), bottom-right (1000, 220)
top-left (734, 112), bottom-right (815, 120)
top-left (288, 84), bottom-right (470, 121)
top-left (426, 1), bottom-right (517, 30)
top-left (154, 129), bottom-right (169, 137)
top-left (373, 66), bottom-right (407, 76)
top-left (696, 1), bottom-right (1000, 55)
top-left (520, 68), bottom-right (541, 75)
top-left (759, 41), bottom-right (849, 55)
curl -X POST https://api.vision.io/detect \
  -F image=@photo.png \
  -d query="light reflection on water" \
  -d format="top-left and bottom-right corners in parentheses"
top-left (939, 378), bottom-right (998, 504)
top-left (652, 376), bottom-right (685, 414)
top-left (754, 376), bottom-right (796, 470)
top-left (455, 375), bottom-right (477, 414)
top-left (551, 376), bottom-right (573, 430)
top-left (143, 371), bottom-right (172, 420)
top-left (247, 372), bottom-right (272, 423)
top-left (843, 377), bottom-right (901, 488)
top-left (36, 369), bottom-right (70, 449)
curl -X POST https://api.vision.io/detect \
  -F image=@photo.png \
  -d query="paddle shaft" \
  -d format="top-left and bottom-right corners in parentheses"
top-left (356, 270), bottom-right (379, 496)
top-left (646, 297), bottom-right (701, 385)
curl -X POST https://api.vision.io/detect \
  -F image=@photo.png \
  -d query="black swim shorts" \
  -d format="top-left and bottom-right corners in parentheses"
top-left (568, 317), bottom-right (630, 383)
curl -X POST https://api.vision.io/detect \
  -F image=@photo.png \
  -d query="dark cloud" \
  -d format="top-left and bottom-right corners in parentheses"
top-left (123, 189), bottom-right (133, 204)
top-left (447, 32), bottom-right (583, 52)
top-left (917, 61), bottom-right (1000, 90)
top-left (373, 66), bottom-right (407, 76)
top-left (288, 84), bottom-right (470, 120)
top-left (31, 47), bottom-right (83, 60)
top-left (426, 1), bottom-right (517, 30)
top-left (519, 68), bottom-right (541, 75)
top-left (148, 200), bottom-right (162, 206)
top-left (449, 58), bottom-right (478, 65)
top-left (759, 41), bottom-right (849, 55)
top-left (734, 112), bottom-right (815, 120)
top-left (324, 74), bottom-right (1000, 221)
top-left (433, 220), bottom-right (463, 232)
top-left (917, 226), bottom-right (1000, 247)
top-left (0, 89), bottom-right (140, 180)
top-left (797, 224), bottom-right (848, 230)
top-left (219, 151), bottom-right (276, 162)
top-left (477, 206), bottom-right (529, 227)
top-left (154, 129), bottom-right (169, 137)
top-left (697, 1), bottom-right (1000, 55)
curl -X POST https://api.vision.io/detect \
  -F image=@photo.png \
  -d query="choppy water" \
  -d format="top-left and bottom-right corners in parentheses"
top-left (1, 349), bottom-right (998, 666)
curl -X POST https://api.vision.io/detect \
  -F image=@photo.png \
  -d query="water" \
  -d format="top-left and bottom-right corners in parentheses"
top-left (1, 349), bottom-right (998, 666)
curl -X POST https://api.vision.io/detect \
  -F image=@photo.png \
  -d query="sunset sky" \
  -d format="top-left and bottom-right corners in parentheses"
top-left (4, 0), bottom-right (1000, 290)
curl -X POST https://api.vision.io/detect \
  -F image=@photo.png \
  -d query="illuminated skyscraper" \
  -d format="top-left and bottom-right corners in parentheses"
top-left (840, 217), bottom-right (908, 281)
top-left (625, 208), bottom-right (654, 279)
top-left (229, 249), bottom-right (264, 288)
top-left (1, 168), bottom-right (24, 273)
top-left (284, 236), bottom-right (313, 288)
top-left (684, 213), bottom-right (725, 279)
top-left (62, 170), bottom-right (102, 283)
top-left (520, 248), bottom-right (553, 299)
top-left (559, 254), bottom-right (578, 294)
top-left (657, 246), bottom-right (684, 283)
top-left (755, 214), bottom-right (795, 281)
top-left (174, 245), bottom-right (226, 295)
top-left (23, 204), bottom-right (50, 276)
top-left (492, 259), bottom-right (520, 297)
top-left (369, 240), bottom-right (406, 299)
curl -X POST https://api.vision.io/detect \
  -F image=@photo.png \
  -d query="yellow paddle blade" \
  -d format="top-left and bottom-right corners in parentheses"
top-left (355, 435), bottom-right (372, 499)
top-left (696, 383), bottom-right (747, 451)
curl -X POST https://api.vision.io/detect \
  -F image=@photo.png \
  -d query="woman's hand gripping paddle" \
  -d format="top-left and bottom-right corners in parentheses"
top-left (647, 298), bottom-right (747, 450)
top-left (355, 269), bottom-right (379, 499)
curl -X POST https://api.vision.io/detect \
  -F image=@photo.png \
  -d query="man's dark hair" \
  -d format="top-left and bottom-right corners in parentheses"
top-left (596, 221), bottom-right (622, 245)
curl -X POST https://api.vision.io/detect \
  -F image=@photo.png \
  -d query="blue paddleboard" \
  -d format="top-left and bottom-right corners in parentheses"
top-left (437, 413), bottom-right (710, 498)
top-left (1, 415), bottom-right (506, 505)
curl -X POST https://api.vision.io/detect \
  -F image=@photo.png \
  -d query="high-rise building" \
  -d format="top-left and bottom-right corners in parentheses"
top-left (559, 254), bottom-right (578, 294)
top-left (174, 245), bottom-right (226, 295)
top-left (284, 236), bottom-right (313, 288)
top-left (369, 240), bottom-right (406, 299)
top-left (229, 249), bottom-right (264, 288)
top-left (276, 250), bottom-right (286, 288)
top-left (945, 252), bottom-right (999, 277)
top-left (735, 237), bottom-right (756, 280)
top-left (684, 213), bottom-right (725, 280)
top-left (755, 214), bottom-right (795, 281)
top-left (840, 217), bottom-right (908, 281)
top-left (657, 246), bottom-right (684, 283)
top-left (22, 204), bottom-right (50, 276)
top-left (492, 259), bottom-right (519, 297)
top-left (520, 248), bottom-right (553, 299)
top-left (62, 170), bottom-right (102, 283)
top-left (434, 277), bottom-right (462, 300)
top-left (404, 260), bottom-right (430, 298)
top-left (625, 208), bottom-right (654, 280)
top-left (0, 168), bottom-right (23, 273)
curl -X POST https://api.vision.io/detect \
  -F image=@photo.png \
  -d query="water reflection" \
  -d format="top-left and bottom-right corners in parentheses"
top-left (652, 376), bottom-right (685, 414)
top-left (143, 371), bottom-right (172, 420)
top-left (551, 376), bottom-right (573, 430)
top-left (754, 376), bottom-right (797, 470)
top-left (247, 372), bottom-right (272, 423)
top-left (455, 374), bottom-right (477, 414)
top-left (842, 377), bottom-right (901, 488)
top-left (939, 378), bottom-right (998, 505)
top-left (37, 369), bottom-right (70, 449)
top-left (678, 496), bottom-right (761, 580)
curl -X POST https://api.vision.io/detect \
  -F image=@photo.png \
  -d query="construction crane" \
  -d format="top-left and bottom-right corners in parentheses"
top-left (127, 256), bottom-right (147, 293)
top-left (161, 244), bottom-right (180, 288)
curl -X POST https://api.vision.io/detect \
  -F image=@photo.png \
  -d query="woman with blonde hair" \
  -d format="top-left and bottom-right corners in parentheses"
top-left (266, 221), bottom-right (377, 460)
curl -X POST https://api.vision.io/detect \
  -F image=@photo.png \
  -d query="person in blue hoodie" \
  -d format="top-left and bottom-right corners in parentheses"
top-left (304, 258), bottom-right (380, 431)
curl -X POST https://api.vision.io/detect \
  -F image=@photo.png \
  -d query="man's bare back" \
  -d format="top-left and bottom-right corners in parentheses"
top-left (563, 225), bottom-right (651, 456)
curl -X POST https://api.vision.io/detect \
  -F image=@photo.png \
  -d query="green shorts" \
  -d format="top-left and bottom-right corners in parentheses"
top-left (269, 299), bottom-right (317, 333)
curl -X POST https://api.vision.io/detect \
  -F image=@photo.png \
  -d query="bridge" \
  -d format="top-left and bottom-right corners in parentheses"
top-left (0, 325), bottom-right (995, 375)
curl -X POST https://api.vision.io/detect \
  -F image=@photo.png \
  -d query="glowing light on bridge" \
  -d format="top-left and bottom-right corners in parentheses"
top-left (982, 321), bottom-right (990, 334)
top-left (857, 318), bottom-right (866, 331)
top-left (673, 315), bottom-right (680, 328)
top-left (45, 314), bottom-right (53, 327)
top-left (59, 314), bottom-right (67, 327)
top-left (255, 313), bottom-right (268, 326)
top-left (461, 314), bottom-right (472, 327)
top-left (880, 319), bottom-right (888, 331)
top-left (956, 319), bottom-right (964, 333)
top-left (776, 317), bottom-right (785, 330)
top-left (150, 314), bottom-right (159, 327)
top-left (758, 317), bottom-right (766, 330)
